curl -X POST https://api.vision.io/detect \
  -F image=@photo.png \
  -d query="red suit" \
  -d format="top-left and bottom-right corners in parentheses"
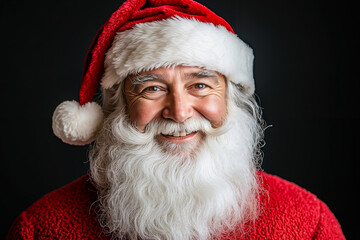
top-left (7, 173), bottom-right (345, 239)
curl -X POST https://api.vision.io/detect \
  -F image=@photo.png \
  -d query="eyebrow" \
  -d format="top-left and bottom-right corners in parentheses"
top-left (186, 70), bottom-right (219, 84)
top-left (131, 74), bottom-right (160, 89)
top-left (187, 70), bottom-right (217, 78)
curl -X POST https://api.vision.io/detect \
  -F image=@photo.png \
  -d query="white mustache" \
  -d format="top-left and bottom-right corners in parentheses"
top-left (112, 110), bottom-right (231, 145)
top-left (146, 118), bottom-right (212, 136)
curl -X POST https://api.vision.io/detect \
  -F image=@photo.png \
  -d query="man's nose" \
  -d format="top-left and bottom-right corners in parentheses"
top-left (162, 91), bottom-right (193, 123)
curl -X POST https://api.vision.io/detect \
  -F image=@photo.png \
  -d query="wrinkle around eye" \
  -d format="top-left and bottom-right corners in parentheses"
top-left (187, 83), bottom-right (224, 98)
top-left (137, 87), bottom-right (167, 100)
top-left (187, 83), bottom-right (210, 94)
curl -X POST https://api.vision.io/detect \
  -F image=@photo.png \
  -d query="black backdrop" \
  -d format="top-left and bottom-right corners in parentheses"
top-left (1, 0), bottom-right (357, 239)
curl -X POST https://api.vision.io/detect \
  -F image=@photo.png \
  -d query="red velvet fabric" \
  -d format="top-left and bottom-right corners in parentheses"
top-left (7, 173), bottom-right (345, 239)
top-left (80, 0), bottom-right (234, 106)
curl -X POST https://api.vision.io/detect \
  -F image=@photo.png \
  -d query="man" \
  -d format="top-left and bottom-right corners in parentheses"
top-left (7, 0), bottom-right (345, 239)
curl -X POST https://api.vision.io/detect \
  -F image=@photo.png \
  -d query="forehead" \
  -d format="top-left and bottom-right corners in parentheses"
top-left (128, 66), bottom-right (225, 84)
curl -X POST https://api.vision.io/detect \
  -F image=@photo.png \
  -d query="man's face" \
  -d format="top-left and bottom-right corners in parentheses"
top-left (124, 66), bottom-right (227, 148)
top-left (92, 66), bottom-right (261, 240)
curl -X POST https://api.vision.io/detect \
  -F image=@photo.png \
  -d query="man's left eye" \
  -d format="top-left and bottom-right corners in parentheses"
top-left (193, 83), bottom-right (207, 89)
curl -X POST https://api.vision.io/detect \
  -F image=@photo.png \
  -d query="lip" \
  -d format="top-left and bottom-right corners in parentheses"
top-left (159, 131), bottom-right (198, 142)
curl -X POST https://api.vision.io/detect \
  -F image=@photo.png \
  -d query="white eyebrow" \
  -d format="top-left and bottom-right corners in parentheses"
top-left (186, 70), bottom-right (220, 85)
top-left (131, 74), bottom-right (159, 89)
top-left (189, 70), bottom-right (218, 78)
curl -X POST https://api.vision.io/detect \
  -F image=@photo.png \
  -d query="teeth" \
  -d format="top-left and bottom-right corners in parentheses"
top-left (179, 130), bottom-right (186, 137)
top-left (161, 130), bottom-right (193, 137)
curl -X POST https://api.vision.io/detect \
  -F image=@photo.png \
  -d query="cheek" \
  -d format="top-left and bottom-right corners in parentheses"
top-left (196, 97), bottom-right (227, 127)
top-left (128, 101), bottom-right (162, 130)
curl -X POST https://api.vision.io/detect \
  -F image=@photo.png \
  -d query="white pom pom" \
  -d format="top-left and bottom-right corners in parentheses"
top-left (52, 100), bottom-right (104, 145)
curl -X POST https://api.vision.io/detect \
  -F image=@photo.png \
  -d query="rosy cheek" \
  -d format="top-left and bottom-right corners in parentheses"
top-left (197, 98), bottom-right (227, 127)
top-left (129, 101), bottom-right (161, 131)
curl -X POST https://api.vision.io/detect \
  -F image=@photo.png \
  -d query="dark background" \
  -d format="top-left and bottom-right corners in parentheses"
top-left (1, 0), bottom-right (357, 239)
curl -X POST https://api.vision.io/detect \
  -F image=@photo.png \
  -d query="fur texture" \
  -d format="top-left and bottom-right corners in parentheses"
top-left (52, 101), bottom-right (104, 145)
top-left (102, 17), bottom-right (255, 95)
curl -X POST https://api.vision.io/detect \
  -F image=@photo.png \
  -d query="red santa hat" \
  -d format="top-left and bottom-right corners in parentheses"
top-left (52, 0), bottom-right (255, 145)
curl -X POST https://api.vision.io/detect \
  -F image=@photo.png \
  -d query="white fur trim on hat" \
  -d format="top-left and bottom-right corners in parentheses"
top-left (52, 101), bottom-right (104, 145)
top-left (102, 17), bottom-right (255, 94)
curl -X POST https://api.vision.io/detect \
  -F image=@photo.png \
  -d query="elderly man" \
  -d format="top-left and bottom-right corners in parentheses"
top-left (7, 0), bottom-right (345, 239)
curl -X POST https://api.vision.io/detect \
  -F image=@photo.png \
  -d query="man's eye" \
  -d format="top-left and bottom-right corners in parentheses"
top-left (193, 83), bottom-right (207, 89)
top-left (144, 86), bottom-right (161, 92)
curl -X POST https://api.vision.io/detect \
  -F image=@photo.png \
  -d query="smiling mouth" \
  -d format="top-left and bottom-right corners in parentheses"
top-left (161, 130), bottom-right (197, 137)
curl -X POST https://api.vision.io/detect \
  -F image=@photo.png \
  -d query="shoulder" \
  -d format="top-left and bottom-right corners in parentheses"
top-left (23, 174), bottom-right (97, 217)
top-left (7, 175), bottom-right (108, 240)
top-left (262, 172), bottom-right (320, 209)
top-left (250, 172), bottom-right (345, 239)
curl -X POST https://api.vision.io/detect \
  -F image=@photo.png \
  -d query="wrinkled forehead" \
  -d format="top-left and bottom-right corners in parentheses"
top-left (128, 66), bottom-right (222, 84)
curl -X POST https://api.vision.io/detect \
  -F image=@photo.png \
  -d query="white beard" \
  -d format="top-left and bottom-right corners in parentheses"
top-left (90, 98), bottom-right (263, 240)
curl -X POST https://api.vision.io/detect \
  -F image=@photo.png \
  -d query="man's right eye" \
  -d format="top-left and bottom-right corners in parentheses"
top-left (143, 86), bottom-right (161, 92)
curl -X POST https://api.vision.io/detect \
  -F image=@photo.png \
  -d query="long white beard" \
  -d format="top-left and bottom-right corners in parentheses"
top-left (90, 100), bottom-right (262, 240)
